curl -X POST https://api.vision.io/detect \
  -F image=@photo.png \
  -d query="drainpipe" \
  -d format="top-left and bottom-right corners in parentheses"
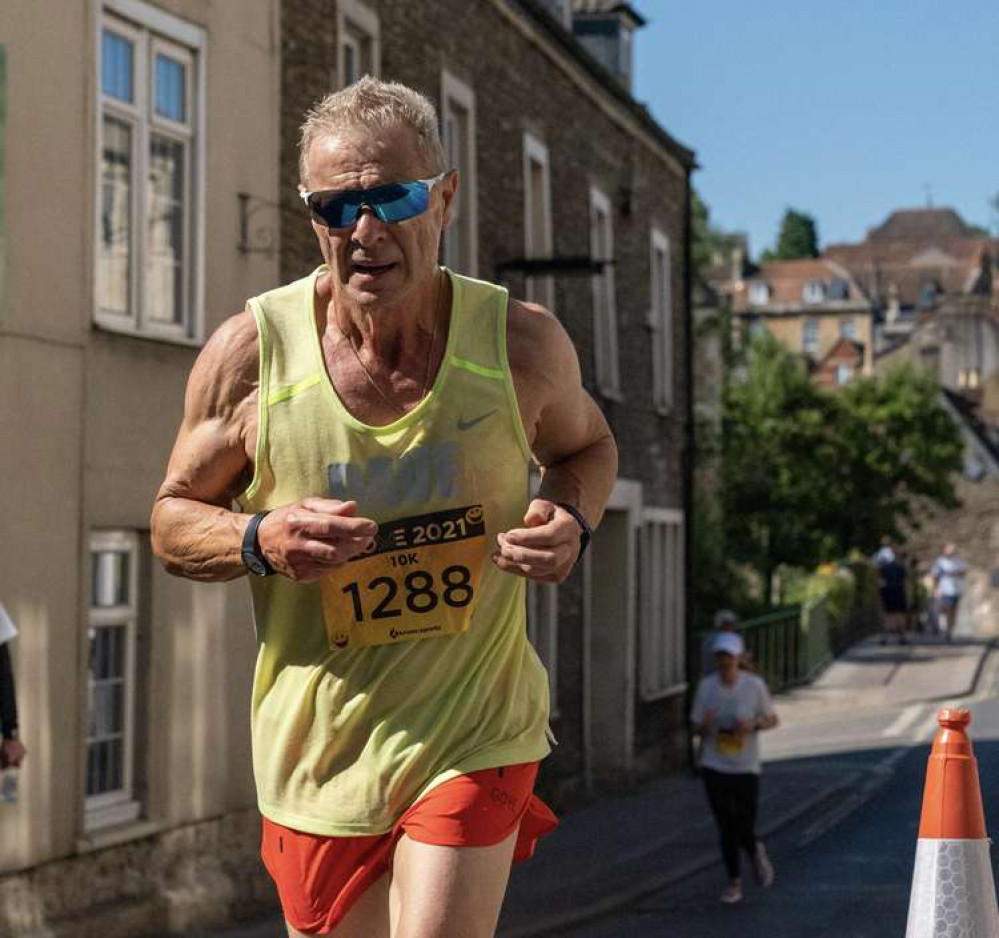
top-left (682, 166), bottom-right (696, 769)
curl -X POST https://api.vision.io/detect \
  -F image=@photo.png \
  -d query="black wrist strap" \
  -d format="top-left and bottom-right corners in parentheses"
top-left (242, 510), bottom-right (275, 576)
top-left (555, 502), bottom-right (592, 558)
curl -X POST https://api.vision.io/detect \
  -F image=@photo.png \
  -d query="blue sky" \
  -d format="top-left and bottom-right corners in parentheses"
top-left (631, 0), bottom-right (999, 258)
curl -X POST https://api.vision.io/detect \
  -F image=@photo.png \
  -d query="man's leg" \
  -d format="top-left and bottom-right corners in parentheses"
top-left (388, 830), bottom-right (518, 938)
top-left (284, 872), bottom-right (391, 938)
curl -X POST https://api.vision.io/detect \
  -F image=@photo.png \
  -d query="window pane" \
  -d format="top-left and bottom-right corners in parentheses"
top-left (101, 30), bottom-right (134, 103)
top-left (97, 117), bottom-right (133, 316)
top-left (343, 41), bottom-right (357, 86)
top-left (155, 54), bottom-right (187, 123)
top-left (92, 550), bottom-right (130, 607)
top-left (146, 135), bottom-right (186, 326)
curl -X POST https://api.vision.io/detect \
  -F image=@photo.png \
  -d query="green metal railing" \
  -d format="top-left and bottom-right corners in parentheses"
top-left (694, 597), bottom-right (832, 692)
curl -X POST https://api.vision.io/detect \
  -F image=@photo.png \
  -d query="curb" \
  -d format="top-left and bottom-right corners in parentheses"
top-left (498, 765), bottom-right (866, 938)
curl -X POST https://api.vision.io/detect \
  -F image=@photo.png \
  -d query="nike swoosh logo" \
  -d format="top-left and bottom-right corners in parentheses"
top-left (457, 410), bottom-right (497, 431)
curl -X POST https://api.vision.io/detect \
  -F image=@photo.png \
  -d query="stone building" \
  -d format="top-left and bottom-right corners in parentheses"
top-left (280, 0), bottom-right (696, 798)
top-left (0, 1), bottom-right (280, 935)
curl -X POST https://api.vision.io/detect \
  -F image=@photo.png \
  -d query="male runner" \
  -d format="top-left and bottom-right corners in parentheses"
top-left (151, 77), bottom-right (617, 938)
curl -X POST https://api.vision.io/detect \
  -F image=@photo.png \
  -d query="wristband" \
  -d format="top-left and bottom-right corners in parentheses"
top-left (241, 511), bottom-right (276, 577)
top-left (555, 502), bottom-right (592, 559)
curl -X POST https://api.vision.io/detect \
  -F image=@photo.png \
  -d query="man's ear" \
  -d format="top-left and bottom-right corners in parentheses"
top-left (440, 170), bottom-right (459, 230)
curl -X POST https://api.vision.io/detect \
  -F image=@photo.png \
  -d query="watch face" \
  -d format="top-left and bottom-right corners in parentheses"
top-left (243, 551), bottom-right (268, 577)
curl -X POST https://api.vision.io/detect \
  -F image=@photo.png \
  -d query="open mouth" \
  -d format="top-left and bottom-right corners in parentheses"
top-left (351, 260), bottom-right (395, 277)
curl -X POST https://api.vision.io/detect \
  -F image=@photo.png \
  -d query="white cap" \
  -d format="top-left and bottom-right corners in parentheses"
top-left (713, 631), bottom-right (744, 657)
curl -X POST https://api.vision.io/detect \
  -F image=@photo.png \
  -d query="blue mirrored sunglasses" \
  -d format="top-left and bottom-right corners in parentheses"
top-left (300, 172), bottom-right (447, 229)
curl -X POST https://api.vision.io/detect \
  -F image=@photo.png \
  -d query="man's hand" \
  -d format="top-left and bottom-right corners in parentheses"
top-left (1, 737), bottom-right (25, 768)
top-left (257, 498), bottom-right (378, 583)
top-left (493, 499), bottom-right (583, 583)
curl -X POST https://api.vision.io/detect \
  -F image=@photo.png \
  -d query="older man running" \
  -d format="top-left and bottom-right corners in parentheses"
top-left (151, 77), bottom-right (617, 938)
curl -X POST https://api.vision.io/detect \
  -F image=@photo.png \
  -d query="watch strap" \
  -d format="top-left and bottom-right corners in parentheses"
top-left (555, 501), bottom-right (592, 558)
top-left (242, 510), bottom-right (275, 576)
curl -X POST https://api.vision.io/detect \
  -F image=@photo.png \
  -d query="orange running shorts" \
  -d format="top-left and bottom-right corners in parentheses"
top-left (260, 761), bottom-right (557, 935)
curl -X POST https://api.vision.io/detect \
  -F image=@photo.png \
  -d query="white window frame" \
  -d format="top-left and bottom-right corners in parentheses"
top-left (803, 280), bottom-right (826, 304)
top-left (527, 582), bottom-right (560, 719)
top-left (803, 317), bottom-right (819, 356)
top-left (523, 132), bottom-right (554, 311)
top-left (336, 0), bottom-right (381, 88)
top-left (639, 508), bottom-right (686, 701)
top-left (96, 0), bottom-right (205, 345)
top-left (649, 226), bottom-right (674, 412)
top-left (440, 70), bottom-right (478, 277)
top-left (749, 282), bottom-right (770, 305)
top-left (835, 363), bottom-right (854, 385)
top-left (589, 185), bottom-right (620, 398)
top-left (85, 530), bottom-right (141, 832)
top-left (840, 318), bottom-right (856, 340)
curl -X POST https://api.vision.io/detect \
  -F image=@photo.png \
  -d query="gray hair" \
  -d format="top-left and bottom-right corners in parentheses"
top-left (298, 76), bottom-right (446, 186)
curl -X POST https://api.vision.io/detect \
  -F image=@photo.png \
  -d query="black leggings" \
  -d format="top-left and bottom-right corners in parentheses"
top-left (702, 768), bottom-right (759, 879)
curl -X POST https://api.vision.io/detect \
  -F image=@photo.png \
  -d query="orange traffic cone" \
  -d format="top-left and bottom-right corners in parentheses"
top-left (905, 708), bottom-right (999, 936)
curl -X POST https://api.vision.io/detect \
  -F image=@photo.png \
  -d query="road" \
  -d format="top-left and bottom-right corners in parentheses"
top-left (565, 637), bottom-right (999, 937)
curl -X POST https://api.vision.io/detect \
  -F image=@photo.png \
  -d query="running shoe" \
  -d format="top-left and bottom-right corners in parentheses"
top-left (720, 882), bottom-right (744, 904)
top-left (753, 843), bottom-right (775, 887)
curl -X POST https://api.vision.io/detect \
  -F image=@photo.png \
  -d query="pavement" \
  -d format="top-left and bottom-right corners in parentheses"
top-left (200, 630), bottom-right (994, 938)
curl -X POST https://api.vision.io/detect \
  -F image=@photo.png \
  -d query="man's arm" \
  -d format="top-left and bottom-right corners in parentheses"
top-left (496, 301), bottom-right (618, 583)
top-left (151, 311), bottom-right (377, 583)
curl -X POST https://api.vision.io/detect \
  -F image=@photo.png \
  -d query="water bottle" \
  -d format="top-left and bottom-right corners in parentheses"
top-left (0, 768), bottom-right (17, 803)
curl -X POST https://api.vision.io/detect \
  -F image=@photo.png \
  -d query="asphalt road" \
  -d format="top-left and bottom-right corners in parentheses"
top-left (565, 645), bottom-right (999, 938)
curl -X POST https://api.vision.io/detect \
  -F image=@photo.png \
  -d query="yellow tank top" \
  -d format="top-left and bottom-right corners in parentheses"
top-left (238, 267), bottom-right (552, 836)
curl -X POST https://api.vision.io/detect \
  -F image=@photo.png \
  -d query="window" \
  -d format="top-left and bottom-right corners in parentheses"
top-left (749, 282), bottom-right (770, 305)
top-left (537, 0), bottom-right (572, 26)
top-left (523, 132), bottom-right (553, 310)
top-left (835, 363), bottom-right (854, 386)
top-left (802, 318), bottom-right (819, 356)
top-left (86, 531), bottom-right (141, 830)
top-left (639, 510), bottom-right (685, 700)
top-left (649, 227), bottom-right (673, 411)
top-left (803, 280), bottom-right (826, 304)
top-left (337, 0), bottom-right (380, 88)
top-left (748, 318), bottom-right (767, 340)
top-left (590, 186), bottom-right (619, 396)
top-left (527, 583), bottom-right (559, 718)
top-left (440, 71), bottom-right (477, 277)
top-left (959, 368), bottom-right (981, 390)
top-left (97, 3), bottom-right (204, 342)
top-left (840, 318), bottom-right (856, 340)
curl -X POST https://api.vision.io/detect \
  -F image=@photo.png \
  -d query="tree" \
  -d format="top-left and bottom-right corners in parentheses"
top-left (763, 208), bottom-right (820, 262)
top-left (717, 343), bottom-right (964, 608)
top-left (721, 335), bottom-right (849, 604)
top-left (832, 366), bottom-right (963, 554)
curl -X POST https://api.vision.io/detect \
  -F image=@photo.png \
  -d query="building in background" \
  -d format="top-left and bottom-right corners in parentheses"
top-left (281, 0), bottom-right (696, 798)
top-left (0, 1), bottom-right (280, 934)
top-left (732, 258), bottom-right (874, 384)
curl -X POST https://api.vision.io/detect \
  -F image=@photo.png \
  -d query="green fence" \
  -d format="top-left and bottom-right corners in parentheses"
top-left (694, 597), bottom-right (832, 693)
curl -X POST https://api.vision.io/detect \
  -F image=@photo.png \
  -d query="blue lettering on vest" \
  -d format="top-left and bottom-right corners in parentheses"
top-left (326, 442), bottom-right (459, 509)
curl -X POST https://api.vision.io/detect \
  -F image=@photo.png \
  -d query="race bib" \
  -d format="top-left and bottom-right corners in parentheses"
top-left (319, 504), bottom-right (488, 650)
top-left (716, 729), bottom-right (745, 757)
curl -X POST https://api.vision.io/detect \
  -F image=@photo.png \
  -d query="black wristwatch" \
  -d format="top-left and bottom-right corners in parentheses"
top-left (242, 511), bottom-right (276, 577)
top-left (556, 502), bottom-right (592, 559)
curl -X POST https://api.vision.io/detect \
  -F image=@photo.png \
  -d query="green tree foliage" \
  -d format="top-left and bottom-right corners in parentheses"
top-left (762, 208), bottom-right (820, 262)
top-left (718, 341), bottom-right (963, 607)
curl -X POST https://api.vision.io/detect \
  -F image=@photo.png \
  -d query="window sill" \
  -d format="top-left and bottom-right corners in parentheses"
top-left (93, 319), bottom-right (203, 349)
top-left (77, 816), bottom-right (166, 854)
top-left (599, 386), bottom-right (624, 403)
top-left (639, 680), bottom-right (688, 703)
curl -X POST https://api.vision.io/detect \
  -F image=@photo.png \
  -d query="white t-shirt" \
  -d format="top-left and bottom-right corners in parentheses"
top-left (0, 602), bottom-right (16, 646)
top-left (691, 671), bottom-right (774, 775)
top-left (931, 556), bottom-right (969, 598)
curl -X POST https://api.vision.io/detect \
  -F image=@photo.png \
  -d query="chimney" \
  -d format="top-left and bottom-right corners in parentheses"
top-left (571, 3), bottom-right (647, 90)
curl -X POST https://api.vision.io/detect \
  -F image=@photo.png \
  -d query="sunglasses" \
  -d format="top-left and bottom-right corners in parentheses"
top-left (300, 172), bottom-right (447, 229)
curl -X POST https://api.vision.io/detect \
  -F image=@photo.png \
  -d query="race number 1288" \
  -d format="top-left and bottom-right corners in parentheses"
top-left (341, 564), bottom-right (474, 622)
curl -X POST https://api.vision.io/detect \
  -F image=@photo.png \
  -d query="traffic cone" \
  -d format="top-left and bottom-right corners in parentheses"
top-left (905, 708), bottom-right (999, 936)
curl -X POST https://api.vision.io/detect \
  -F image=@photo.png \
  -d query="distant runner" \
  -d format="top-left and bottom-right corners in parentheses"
top-left (691, 632), bottom-right (778, 905)
top-left (931, 543), bottom-right (969, 642)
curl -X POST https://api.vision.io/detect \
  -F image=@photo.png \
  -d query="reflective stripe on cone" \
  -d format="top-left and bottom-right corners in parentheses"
top-left (905, 709), bottom-right (999, 937)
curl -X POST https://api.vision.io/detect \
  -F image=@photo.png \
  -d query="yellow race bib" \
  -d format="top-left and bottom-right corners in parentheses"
top-left (319, 504), bottom-right (488, 650)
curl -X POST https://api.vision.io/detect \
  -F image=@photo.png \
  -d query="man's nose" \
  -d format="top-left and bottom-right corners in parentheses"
top-left (352, 206), bottom-right (388, 242)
